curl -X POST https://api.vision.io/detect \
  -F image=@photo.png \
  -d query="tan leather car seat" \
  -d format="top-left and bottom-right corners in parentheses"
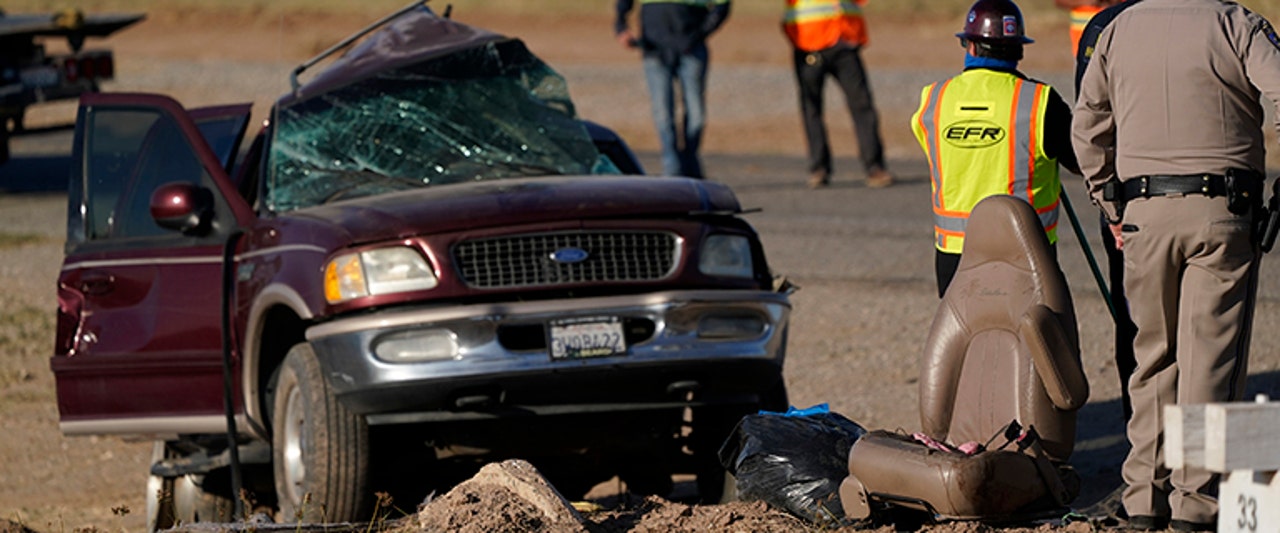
top-left (842, 195), bottom-right (1090, 521)
top-left (919, 194), bottom-right (1088, 461)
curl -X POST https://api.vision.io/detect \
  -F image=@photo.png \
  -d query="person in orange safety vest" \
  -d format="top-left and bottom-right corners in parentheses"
top-left (1054, 0), bottom-right (1126, 57)
top-left (783, 0), bottom-right (894, 189)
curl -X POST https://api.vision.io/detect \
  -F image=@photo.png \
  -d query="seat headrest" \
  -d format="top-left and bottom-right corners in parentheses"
top-left (958, 195), bottom-right (1052, 275)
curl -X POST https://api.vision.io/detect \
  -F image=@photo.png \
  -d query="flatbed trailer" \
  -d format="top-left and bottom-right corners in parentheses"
top-left (0, 9), bottom-right (144, 163)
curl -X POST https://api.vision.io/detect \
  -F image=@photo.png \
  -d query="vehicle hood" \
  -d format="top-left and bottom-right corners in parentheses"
top-left (289, 176), bottom-right (742, 245)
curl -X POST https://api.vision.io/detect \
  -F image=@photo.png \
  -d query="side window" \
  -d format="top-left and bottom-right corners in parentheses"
top-left (83, 108), bottom-right (212, 241)
top-left (196, 114), bottom-right (250, 171)
top-left (235, 132), bottom-right (267, 208)
top-left (84, 109), bottom-right (153, 240)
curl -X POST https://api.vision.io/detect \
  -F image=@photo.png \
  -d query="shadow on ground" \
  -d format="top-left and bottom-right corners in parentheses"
top-left (0, 154), bottom-right (70, 194)
top-left (1070, 369), bottom-right (1280, 515)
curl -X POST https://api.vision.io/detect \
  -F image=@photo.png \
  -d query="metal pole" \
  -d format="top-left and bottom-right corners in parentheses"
top-left (1060, 187), bottom-right (1118, 322)
top-left (221, 230), bottom-right (245, 520)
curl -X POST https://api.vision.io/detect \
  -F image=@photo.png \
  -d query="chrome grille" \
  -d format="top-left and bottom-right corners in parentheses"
top-left (454, 231), bottom-right (678, 288)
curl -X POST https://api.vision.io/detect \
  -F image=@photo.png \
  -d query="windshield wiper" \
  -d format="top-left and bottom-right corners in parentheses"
top-left (482, 159), bottom-right (567, 177)
top-left (318, 168), bottom-right (425, 204)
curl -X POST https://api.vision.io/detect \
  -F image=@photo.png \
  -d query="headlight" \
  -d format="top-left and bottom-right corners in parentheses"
top-left (698, 234), bottom-right (754, 278)
top-left (324, 247), bottom-right (438, 303)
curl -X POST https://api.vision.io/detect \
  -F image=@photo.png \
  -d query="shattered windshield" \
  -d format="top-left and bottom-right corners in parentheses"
top-left (266, 39), bottom-right (620, 212)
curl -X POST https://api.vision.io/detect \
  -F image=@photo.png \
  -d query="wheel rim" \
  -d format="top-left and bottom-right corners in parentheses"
top-left (282, 386), bottom-right (308, 506)
top-left (173, 474), bottom-right (203, 521)
top-left (145, 442), bottom-right (171, 532)
top-left (145, 473), bottom-right (163, 529)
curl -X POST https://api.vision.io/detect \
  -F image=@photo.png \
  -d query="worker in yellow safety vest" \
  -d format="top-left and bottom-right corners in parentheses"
top-left (912, 0), bottom-right (1079, 297)
top-left (782, 0), bottom-right (893, 189)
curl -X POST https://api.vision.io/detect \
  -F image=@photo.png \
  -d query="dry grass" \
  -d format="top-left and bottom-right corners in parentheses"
top-left (0, 235), bottom-right (56, 395)
top-left (0, 233), bottom-right (56, 248)
top-left (0, 304), bottom-right (53, 396)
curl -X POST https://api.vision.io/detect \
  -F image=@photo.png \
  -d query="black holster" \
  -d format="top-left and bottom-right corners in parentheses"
top-left (1225, 168), bottom-right (1263, 216)
top-left (1259, 177), bottom-right (1280, 253)
top-left (1101, 179), bottom-right (1124, 222)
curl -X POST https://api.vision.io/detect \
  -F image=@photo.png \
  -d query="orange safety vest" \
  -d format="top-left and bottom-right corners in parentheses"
top-left (1069, 6), bottom-right (1102, 56)
top-left (783, 0), bottom-right (869, 52)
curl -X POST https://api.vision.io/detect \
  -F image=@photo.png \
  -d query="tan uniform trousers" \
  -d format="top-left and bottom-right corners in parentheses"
top-left (1120, 195), bottom-right (1257, 524)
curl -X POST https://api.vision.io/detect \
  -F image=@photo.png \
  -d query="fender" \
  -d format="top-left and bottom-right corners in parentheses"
top-left (240, 282), bottom-right (314, 438)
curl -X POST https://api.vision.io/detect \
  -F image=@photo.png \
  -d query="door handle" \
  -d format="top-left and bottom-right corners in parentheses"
top-left (80, 273), bottom-right (115, 295)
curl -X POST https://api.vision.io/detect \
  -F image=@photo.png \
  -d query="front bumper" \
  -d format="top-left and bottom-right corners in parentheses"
top-left (306, 290), bottom-right (789, 425)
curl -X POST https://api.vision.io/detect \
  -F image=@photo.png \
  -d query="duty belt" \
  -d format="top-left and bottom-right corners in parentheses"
top-left (1119, 174), bottom-right (1231, 202)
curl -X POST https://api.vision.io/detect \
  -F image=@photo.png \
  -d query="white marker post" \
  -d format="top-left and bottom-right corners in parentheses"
top-left (1166, 394), bottom-right (1280, 532)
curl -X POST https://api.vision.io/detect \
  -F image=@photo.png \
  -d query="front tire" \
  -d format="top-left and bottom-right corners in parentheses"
top-left (693, 380), bottom-right (788, 504)
top-left (692, 406), bottom-right (749, 504)
top-left (272, 343), bottom-right (370, 523)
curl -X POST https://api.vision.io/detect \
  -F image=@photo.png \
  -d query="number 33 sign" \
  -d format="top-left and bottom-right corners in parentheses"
top-left (1223, 471), bottom-right (1278, 532)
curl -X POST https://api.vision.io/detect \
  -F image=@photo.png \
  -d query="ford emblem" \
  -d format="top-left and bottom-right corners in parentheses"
top-left (550, 247), bottom-right (589, 263)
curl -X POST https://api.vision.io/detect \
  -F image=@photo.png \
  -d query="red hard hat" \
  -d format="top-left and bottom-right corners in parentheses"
top-left (956, 0), bottom-right (1034, 44)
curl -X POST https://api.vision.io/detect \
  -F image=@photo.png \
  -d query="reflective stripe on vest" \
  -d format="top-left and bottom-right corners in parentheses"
top-left (783, 0), bottom-right (861, 24)
top-left (641, 0), bottom-right (729, 4)
top-left (913, 70), bottom-right (1061, 253)
top-left (783, 0), bottom-right (867, 51)
top-left (1069, 6), bottom-right (1102, 55)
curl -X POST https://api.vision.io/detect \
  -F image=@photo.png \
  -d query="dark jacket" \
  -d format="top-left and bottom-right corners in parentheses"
top-left (615, 0), bottom-right (730, 63)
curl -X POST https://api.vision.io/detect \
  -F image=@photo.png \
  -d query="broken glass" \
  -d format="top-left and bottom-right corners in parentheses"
top-left (267, 39), bottom-right (619, 212)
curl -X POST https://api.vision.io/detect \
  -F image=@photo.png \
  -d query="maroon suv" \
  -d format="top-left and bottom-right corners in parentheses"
top-left (51, 5), bottom-right (790, 526)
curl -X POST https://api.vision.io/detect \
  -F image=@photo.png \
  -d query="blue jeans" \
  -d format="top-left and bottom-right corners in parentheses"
top-left (642, 45), bottom-right (707, 178)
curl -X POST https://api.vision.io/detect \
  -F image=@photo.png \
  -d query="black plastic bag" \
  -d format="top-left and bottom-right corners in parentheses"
top-left (717, 404), bottom-right (867, 525)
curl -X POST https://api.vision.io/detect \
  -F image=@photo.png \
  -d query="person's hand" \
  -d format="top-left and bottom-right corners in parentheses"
top-left (616, 30), bottom-right (638, 49)
top-left (1110, 223), bottom-right (1124, 250)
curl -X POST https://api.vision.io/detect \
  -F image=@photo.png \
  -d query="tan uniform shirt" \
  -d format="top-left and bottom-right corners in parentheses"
top-left (1072, 0), bottom-right (1280, 222)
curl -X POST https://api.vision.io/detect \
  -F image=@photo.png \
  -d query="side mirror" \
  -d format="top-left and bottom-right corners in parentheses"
top-left (150, 182), bottom-right (214, 235)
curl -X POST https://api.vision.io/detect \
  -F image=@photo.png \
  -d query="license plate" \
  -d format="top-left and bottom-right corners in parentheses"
top-left (549, 317), bottom-right (626, 359)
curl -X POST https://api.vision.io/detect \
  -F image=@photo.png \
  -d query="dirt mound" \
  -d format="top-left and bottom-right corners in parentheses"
top-left (389, 460), bottom-right (1101, 533)
top-left (397, 459), bottom-right (815, 532)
